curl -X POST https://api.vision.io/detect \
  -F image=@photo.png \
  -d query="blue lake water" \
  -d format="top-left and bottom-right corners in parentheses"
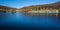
top-left (0, 12), bottom-right (60, 30)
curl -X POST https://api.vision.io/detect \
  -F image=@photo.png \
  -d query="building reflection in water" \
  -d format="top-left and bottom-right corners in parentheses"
top-left (58, 13), bottom-right (60, 21)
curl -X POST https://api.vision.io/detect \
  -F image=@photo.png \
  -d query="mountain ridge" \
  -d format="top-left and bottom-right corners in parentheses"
top-left (20, 1), bottom-right (60, 10)
top-left (0, 1), bottom-right (60, 10)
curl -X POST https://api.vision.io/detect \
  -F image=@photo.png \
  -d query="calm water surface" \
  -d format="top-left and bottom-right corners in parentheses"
top-left (0, 12), bottom-right (60, 30)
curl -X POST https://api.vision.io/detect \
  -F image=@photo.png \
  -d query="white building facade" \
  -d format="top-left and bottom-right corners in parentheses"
top-left (28, 9), bottom-right (58, 13)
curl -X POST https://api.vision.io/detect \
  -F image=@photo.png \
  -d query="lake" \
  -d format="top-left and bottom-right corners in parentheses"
top-left (0, 12), bottom-right (60, 30)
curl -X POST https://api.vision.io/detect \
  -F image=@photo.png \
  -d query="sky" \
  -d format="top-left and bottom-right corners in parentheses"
top-left (0, 0), bottom-right (60, 8)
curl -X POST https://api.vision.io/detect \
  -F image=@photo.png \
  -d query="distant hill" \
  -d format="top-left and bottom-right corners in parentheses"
top-left (0, 5), bottom-right (12, 9)
top-left (0, 5), bottom-right (16, 10)
top-left (0, 5), bottom-right (17, 12)
top-left (19, 1), bottom-right (60, 12)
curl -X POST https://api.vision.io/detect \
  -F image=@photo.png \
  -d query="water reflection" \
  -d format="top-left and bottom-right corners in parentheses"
top-left (0, 12), bottom-right (60, 30)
